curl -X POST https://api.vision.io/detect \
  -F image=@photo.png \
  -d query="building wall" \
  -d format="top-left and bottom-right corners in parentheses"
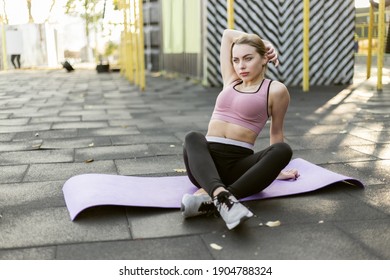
top-left (205, 0), bottom-right (356, 86)
top-left (160, 0), bottom-right (204, 79)
top-left (144, 0), bottom-right (161, 72)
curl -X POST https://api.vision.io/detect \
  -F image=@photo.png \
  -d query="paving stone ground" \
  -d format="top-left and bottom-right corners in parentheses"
top-left (0, 63), bottom-right (389, 260)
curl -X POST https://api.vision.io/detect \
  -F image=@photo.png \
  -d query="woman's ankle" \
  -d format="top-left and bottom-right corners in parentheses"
top-left (212, 186), bottom-right (228, 198)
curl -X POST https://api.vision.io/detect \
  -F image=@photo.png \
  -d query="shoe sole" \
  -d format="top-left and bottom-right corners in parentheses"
top-left (226, 211), bottom-right (254, 230)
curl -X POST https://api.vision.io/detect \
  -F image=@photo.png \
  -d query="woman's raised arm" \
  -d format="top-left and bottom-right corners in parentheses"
top-left (220, 29), bottom-right (245, 87)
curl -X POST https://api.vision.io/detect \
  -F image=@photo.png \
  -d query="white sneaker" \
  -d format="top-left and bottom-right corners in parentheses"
top-left (181, 193), bottom-right (215, 218)
top-left (213, 191), bottom-right (253, 230)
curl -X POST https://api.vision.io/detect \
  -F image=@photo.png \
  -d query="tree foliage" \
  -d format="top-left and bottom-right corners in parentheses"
top-left (65, 0), bottom-right (106, 61)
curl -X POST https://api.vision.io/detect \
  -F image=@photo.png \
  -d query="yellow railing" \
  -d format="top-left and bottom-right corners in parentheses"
top-left (1, 18), bottom-right (7, 70)
top-left (119, 0), bottom-right (145, 91)
top-left (303, 0), bottom-right (310, 92)
top-left (355, 9), bottom-right (389, 55)
top-left (357, 1), bottom-right (388, 90)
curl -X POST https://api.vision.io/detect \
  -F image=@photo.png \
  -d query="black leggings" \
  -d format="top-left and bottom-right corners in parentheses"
top-left (11, 54), bottom-right (21, 69)
top-left (183, 131), bottom-right (293, 199)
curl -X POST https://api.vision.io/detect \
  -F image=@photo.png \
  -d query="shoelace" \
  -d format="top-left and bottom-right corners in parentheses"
top-left (214, 192), bottom-right (234, 211)
top-left (198, 200), bottom-right (217, 216)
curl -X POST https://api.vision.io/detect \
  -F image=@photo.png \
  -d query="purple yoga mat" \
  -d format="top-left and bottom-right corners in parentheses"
top-left (62, 158), bottom-right (363, 220)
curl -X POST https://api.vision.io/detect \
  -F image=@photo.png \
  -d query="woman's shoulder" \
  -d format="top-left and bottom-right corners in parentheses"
top-left (268, 80), bottom-right (290, 107)
top-left (268, 80), bottom-right (289, 96)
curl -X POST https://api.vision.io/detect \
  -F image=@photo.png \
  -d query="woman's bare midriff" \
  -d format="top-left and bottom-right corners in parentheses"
top-left (206, 119), bottom-right (257, 144)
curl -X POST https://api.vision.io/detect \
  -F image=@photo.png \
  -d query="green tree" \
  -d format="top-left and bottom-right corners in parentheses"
top-left (27, 0), bottom-right (33, 23)
top-left (1, 0), bottom-right (9, 24)
top-left (25, 0), bottom-right (56, 23)
top-left (65, 0), bottom-right (104, 62)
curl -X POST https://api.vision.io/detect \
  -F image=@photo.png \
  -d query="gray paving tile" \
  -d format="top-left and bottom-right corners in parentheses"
top-left (51, 121), bottom-right (108, 129)
top-left (245, 183), bottom-right (386, 225)
top-left (348, 160), bottom-right (390, 184)
top-left (160, 115), bottom-right (211, 124)
top-left (303, 124), bottom-right (356, 135)
top-left (335, 219), bottom-right (390, 259)
top-left (349, 129), bottom-right (390, 144)
top-left (56, 235), bottom-right (212, 260)
top-left (75, 144), bottom-right (148, 161)
top-left (11, 110), bottom-right (60, 118)
top-left (77, 127), bottom-right (140, 137)
top-left (59, 110), bottom-right (106, 117)
top-left (83, 113), bottom-right (133, 121)
top-left (12, 129), bottom-right (78, 140)
top-left (292, 147), bottom-right (377, 164)
top-left (115, 155), bottom-right (185, 175)
top-left (0, 165), bottom-right (28, 183)
top-left (108, 117), bottom-right (161, 127)
top-left (138, 123), bottom-right (200, 134)
top-left (111, 134), bottom-right (181, 146)
top-left (0, 149), bottom-right (74, 165)
top-left (323, 162), bottom-right (383, 186)
top-left (0, 123), bottom-right (52, 133)
top-left (350, 144), bottom-right (390, 160)
top-left (0, 180), bottom-right (65, 210)
top-left (0, 118), bottom-right (30, 126)
top-left (200, 222), bottom-right (378, 259)
top-left (286, 134), bottom-right (375, 150)
top-left (0, 139), bottom-right (42, 152)
top-left (40, 136), bottom-right (112, 149)
top-left (0, 247), bottom-right (55, 260)
top-left (0, 206), bottom-right (130, 249)
top-left (29, 116), bottom-right (81, 124)
top-left (353, 121), bottom-right (388, 132)
top-left (346, 184), bottom-right (390, 215)
top-left (127, 208), bottom-right (225, 239)
top-left (24, 160), bottom-right (118, 182)
top-left (147, 143), bottom-right (183, 156)
top-left (0, 133), bottom-right (14, 141)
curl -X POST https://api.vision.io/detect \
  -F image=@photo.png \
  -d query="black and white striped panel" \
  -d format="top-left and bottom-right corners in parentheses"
top-left (205, 0), bottom-right (355, 87)
top-left (206, 0), bottom-right (227, 86)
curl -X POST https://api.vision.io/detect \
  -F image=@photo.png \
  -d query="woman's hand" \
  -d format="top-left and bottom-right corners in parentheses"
top-left (263, 40), bottom-right (279, 67)
top-left (276, 169), bottom-right (299, 180)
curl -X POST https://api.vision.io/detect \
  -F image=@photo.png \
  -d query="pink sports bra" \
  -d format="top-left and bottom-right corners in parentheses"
top-left (211, 79), bottom-right (271, 135)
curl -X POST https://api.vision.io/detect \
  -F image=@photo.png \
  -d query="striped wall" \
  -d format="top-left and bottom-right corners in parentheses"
top-left (205, 0), bottom-right (355, 87)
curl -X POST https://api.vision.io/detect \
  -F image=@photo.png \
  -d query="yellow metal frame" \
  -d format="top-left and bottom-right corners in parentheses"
top-left (227, 0), bottom-right (234, 29)
top-left (366, 4), bottom-right (374, 79)
top-left (376, 0), bottom-right (385, 90)
top-left (303, 0), bottom-right (310, 92)
top-left (119, 0), bottom-right (146, 91)
top-left (1, 19), bottom-right (7, 70)
top-left (366, 0), bottom-right (386, 90)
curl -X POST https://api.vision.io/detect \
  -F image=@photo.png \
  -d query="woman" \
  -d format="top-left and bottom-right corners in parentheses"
top-left (181, 29), bottom-right (299, 230)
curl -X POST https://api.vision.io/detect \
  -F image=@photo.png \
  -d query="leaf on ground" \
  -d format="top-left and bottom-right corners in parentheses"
top-left (84, 159), bottom-right (94, 163)
top-left (265, 220), bottom-right (281, 227)
top-left (173, 168), bottom-right (186, 173)
top-left (210, 243), bottom-right (223, 250)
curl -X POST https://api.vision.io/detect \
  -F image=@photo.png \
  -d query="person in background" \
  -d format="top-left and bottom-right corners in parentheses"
top-left (6, 27), bottom-right (23, 69)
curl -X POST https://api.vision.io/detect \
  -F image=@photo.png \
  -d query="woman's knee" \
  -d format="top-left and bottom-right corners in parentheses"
top-left (273, 142), bottom-right (293, 160)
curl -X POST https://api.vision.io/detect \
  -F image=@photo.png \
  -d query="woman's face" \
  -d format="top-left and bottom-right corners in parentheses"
top-left (232, 44), bottom-right (266, 82)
